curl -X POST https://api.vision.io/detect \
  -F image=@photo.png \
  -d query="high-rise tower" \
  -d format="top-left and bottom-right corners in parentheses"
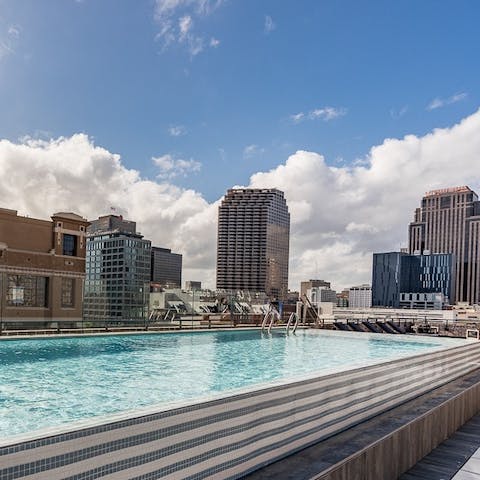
top-left (84, 215), bottom-right (151, 323)
top-left (216, 188), bottom-right (290, 299)
top-left (408, 186), bottom-right (480, 304)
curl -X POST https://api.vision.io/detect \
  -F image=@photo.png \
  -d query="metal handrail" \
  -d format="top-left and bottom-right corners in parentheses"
top-left (261, 311), bottom-right (271, 331)
top-left (261, 307), bottom-right (281, 333)
top-left (286, 312), bottom-right (299, 334)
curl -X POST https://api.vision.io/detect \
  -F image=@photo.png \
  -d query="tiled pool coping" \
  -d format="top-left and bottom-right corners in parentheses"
top-left (0, 334), bottom-right (479, 479)
top-left (247, 369), bottom-right (480, 479)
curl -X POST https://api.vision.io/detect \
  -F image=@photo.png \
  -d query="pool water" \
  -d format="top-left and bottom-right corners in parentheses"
top-left (0, 329), bottom-right (465, 439)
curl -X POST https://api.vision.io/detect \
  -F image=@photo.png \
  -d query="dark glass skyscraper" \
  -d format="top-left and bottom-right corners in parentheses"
top-left (372, 252), bottom-right (455, 308)
top-left (84, 215), bottom-right (151, 323)
top-left (216, 188), bottom-right (290, 299)
top-left (151, 246), bottom-right (182, 288)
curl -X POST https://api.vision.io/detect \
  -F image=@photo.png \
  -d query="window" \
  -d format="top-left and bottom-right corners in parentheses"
top-left (63, 234), bottom-right (77, 256)
top-left (61, 278), bottom-right (75, 307)
top-left (7, 275), bottom-right (48, 307)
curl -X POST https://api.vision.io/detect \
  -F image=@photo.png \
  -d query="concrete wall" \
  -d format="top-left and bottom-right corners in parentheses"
top-left (1, 341), bottom-right (480, 479)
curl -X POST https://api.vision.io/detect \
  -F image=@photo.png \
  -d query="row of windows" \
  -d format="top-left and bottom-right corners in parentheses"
top-left (6, 275), bottom-right (75, 308)
top-left (87, 239), bottom-right (150, 250)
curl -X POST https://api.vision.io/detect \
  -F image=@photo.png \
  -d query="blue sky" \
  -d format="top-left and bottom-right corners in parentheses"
top-left (0, 0), bottom-right (478, 202)
top-left (1, 0), bottom-right (480, 289)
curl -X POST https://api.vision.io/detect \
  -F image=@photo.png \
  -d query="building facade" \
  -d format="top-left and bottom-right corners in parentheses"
top-left (185, 281), bottom-right (202, 291)
top-left (83, 215), bottom-right (151, 323)
top-left (300, 279), bottom-right (331, 300)
top-left (307, 286), bottom-right (337, 304)
top-left (348, 284), bottom-right (372, 308)
top-left (216, 188), bottom-right (290, 299)
top-left (336, 289), bottom-right (349, 307)
top-left (408, 186), bottom-right (480, 304)
top-left (372, 251), bottom-right (455, 309)
top-left (151, 247), bottom-right (182, 288)
top-left (0, 208), bottom-right (88, 328)
top-left (399, 292), bottom-right (447, 310)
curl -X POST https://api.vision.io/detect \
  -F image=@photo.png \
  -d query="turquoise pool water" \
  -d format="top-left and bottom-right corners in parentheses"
top-left (0, 329), bottom-right (465, 439)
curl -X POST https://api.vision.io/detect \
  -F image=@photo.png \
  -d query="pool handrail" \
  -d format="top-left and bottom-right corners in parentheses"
top-left (286, 312), bottom-right (299, 334)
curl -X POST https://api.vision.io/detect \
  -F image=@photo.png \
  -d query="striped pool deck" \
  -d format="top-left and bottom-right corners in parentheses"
top-left (400, 414), bottom-right (480, 480)
top-left (246, 370), bottom-right (480, 480)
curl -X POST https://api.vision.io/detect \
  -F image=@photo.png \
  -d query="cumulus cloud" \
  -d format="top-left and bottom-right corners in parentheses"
top-left (168, 125), bottom-right (187, 136)
top-left (264, 15), bottom-right (276, 34)
top-left (2, 110), bottom-right (480, 291)
top-left (0, 134), bottom-right (215, 285)
top-left (153, 154), bottom-right (201, 179)
top-left (153, 0), bottom-right (223, 56)
top-left (290, 107), bottom-right (346, 123)
top-left (249, 109), bottom-right (480, 290)
top-left (427, 92), bottom-right (468, 111)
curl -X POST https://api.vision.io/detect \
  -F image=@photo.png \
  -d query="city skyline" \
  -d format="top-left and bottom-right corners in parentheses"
top-left (0, 1), bottom-right (479, 289)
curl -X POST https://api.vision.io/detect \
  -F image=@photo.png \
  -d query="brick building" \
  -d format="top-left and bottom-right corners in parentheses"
top-left (0, 208), bottom-right (89, 329)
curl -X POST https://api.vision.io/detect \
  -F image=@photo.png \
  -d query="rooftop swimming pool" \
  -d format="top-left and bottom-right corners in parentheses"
top-left (0, 328), bottom-right (466, 440)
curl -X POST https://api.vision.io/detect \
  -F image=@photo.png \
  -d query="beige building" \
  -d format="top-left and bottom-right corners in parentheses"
top-left (300, 279), bottom-right (331, 300)
top-left (408, 186), bottom-right (480, 304)
top-left (0, 208), bottom-right (89, 329)
top-left (216, 189), bottom-right (290, 300)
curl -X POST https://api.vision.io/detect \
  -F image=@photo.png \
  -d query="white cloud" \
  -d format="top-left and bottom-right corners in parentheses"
top-left (2, 110), bottom-right (480, 291)
top-left (309, 107), bottom-right (346, 121)
top-left (290, 107), bottom-right (346, 123)
top-left (0, 24), bottom-right (21, 60)
top-left (153, 0), bottom-right (223, 56)
top-left (290, 112), bottom-right (305, 124)
top-left (153, 153), bottom-right (201, 179)
top-left (427, 92), bottom-right (468, 110)
top-left (0, 135), bottom-right (214, 285)
top-left (243, 144), bottom-right (265, 158)
top-left (168, 125), bottom-right (187, 136)
top-left (7, 25), bottom-right (20, 39)
top-left (178, 15), bottom-right (193, 39)
top-left (249, 109), bottom-right (480, 290)
top-left (264, 15), bottom-right (276, 34)
top-left (390, 105), bottom-right (408, 119)
top-left (0, 41), bottom-right (13, 60)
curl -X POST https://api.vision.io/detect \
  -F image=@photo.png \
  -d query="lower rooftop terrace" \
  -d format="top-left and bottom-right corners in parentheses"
top-left (0, 310), bottom-right (478, 340)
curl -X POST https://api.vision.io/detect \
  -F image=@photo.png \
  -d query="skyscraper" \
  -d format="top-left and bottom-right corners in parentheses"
top-left (408, 186), bottom-right (480, 304)
top-left (151, 246), bottom-right (182, 288)
top-left (84, 215), bottom-right (151, 323)
top-left (372, 251), bottom-right (455, 308)
top-left (216, 188), bottom-right (290, 299)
